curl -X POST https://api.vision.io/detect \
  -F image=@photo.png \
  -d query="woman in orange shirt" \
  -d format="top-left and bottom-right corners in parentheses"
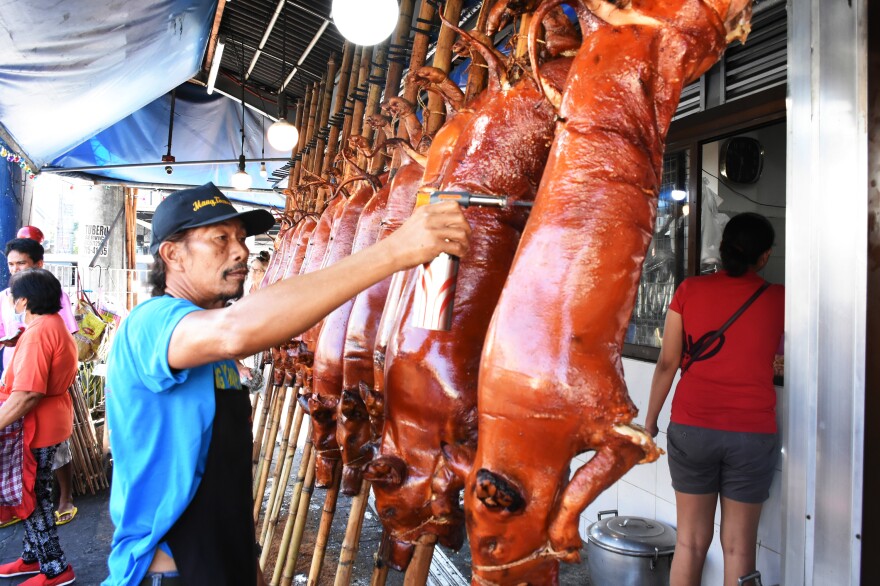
top-left (0, 269), bottom-right (78, 586)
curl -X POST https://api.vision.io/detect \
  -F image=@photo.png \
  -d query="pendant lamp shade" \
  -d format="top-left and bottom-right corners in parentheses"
top-left (231, 154), bottom-right (252, 190)
top-left (331, 0), bottom-right (398, 46)
top-left (267, 118), bottom-right (300, 151)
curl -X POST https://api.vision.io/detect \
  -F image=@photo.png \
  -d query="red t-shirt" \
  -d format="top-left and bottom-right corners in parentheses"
top-left (669, 271), bottom-right (784, 433)
top-left (0, 313), bottom-right (78, 447)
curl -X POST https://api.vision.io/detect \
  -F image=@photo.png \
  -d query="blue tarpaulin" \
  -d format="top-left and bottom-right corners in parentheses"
top-left (50, 82), bottom-right (289, 208)
top-left (0, 0), bottom-right (218, 169)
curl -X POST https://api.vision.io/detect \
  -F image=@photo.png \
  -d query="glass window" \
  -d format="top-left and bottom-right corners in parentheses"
top-left (624, 120), bottom-right (786, 360)
top-left (625, 150), bottom-right (690, 350)
top-left (700, 121), bottom-right (786, 284)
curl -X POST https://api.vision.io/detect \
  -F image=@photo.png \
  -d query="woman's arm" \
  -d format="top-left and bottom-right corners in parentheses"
top-left (0, 391), bottom-right (42, 429)
top-left (644, 309), bottom-right (683, 437)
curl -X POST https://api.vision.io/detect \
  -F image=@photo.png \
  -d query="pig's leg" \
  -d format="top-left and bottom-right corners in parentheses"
top-left (548, 429), bottom-right (652, 559)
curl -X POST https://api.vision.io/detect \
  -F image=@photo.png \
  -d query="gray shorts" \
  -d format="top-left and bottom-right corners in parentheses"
top-left (53, 439), bottom-right (72, 470)
top-left (667, 422), bottom-right (778, 504)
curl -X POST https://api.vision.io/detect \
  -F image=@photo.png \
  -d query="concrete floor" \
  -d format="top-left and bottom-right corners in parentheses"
top-left (0, 474), bottom-right (593, 586)
top-left (0, 490), bottom-right (114, 586)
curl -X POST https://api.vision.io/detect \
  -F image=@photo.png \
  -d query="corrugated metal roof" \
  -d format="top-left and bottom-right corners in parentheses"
top-left (210, 1), bottom-right (350, 114)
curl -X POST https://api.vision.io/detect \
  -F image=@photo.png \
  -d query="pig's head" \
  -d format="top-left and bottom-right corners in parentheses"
top-left (337, 388), bottom-right (374, 495)
top-left (308, 393), bottom-right (341, 487)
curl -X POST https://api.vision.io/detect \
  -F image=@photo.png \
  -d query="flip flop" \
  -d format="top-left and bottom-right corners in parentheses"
top-left (0, 516), bottom-right (21, 528)
top-left (54, 507), bottom-right (78, 526)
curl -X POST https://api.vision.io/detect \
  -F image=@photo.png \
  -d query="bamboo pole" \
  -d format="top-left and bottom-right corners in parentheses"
top-left (252, 383), bottom-right (277, 477)
top-left (307, 79), bottom-right (328, 209)
top-left (425, 0), bottom-right (464, 135)
top-left (363, 42), bottom-right (390, 173)
top-left (296, 83), bottom-right (320, 186)
top-left (305, 81), bottom-right (324, 179)
top-left (340, 46), bottom-right (364, 150)
top-left (69, 420), bottom-right (95, 494)
top-left (291, 87), bottom-right (313, 188)
top-left (464, 1), bottom-right (495, 103)
top-left (260, 400), bottom-right (306, 545)
top-left (515, 12), bottom-right (533, 59)
top-left (325, 42), bottom-right (356, 171)
top-left (384, 0), bottom-right (416, 100)
top-left (350, 47), bottom-right (373, 142)
top-left (254, 386), bottom-right (291, 519)
top-left (306, 460), bottom-right (342, 585)
top-left (69, 379), bottom-right (108, 494)
top-left (313, 54), bottom-right (339, 179)
top-left (254, 363), bottom-right (274, 422)
top-left (285, 99), bottom-right (306, 198)
top-left (278, 449), bottom-right (318, 586)
top-left (333, 480), bottom-right (372, 586)
top-left (403, 0), bottom-right (438, 104)
top-left (254, 383), bottom-right (288, 503)
top-left (124, 187), bottom-right (137, 310)
top-left (391, 0), bottom-right (437, 169)
top-left (369, 531), bottom-right (392, 586)
top-left (403, 535), bottom-right (437, 586)
top-left (69, 389), bottom-right (96, 494)
top-left (265, 422), bottom-right (313, 576)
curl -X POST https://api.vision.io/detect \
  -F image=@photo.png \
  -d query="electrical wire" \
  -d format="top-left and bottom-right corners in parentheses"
top-left (701, 169), bottom-right (787, 209)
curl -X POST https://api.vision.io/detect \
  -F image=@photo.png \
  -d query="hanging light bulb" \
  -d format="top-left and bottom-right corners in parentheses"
top-left (231, 154), bottom-right (252, 190)
top-left (267, 117), bottom-right (300, 151)
top-left (259, 161), bottom-right (268, 178)
top-left (331, 0), bottom-right (398, 46)
top-left (671, 189), bottom-right (688, 201)
top-left (232, 42), bottom-right (252, 192)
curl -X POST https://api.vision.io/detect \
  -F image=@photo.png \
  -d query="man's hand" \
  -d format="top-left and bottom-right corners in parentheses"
top-left (383, 200), bottom-right (471, 268)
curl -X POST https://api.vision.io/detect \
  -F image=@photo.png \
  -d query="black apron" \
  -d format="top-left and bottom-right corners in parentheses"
top-left (164, 367), bottom-right (255, 586)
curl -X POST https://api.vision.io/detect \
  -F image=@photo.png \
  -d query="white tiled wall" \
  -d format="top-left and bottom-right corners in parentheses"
top-left (576, 358), bottom-right (783, 586)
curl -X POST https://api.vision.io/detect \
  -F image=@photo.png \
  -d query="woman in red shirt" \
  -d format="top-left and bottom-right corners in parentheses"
top-left (645, 212), bottom-right (784, 586)
top-left (0, 269), bottom-right (78, 586)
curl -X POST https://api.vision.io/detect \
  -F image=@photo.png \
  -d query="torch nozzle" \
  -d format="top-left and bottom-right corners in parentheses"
top-left (415, 189), bottom-right (534, 209)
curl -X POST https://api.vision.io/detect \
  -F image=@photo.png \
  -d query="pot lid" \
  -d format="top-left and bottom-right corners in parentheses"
top-left (587, 516), bottom-right (677, 557)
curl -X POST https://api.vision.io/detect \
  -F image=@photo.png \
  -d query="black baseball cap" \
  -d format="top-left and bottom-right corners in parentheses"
top-left (150, 183), bottom-right (275, 254)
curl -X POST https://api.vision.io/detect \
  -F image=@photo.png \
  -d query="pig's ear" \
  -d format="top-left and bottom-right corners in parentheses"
top-left (440, 441), bottom-right (474, 482)
top-left (386, 539), bottom-right (415, 572)
top-left (339, 389), bottom-right (367, 418)
top-left (297, 391), bottom-right (312, 414)
top-left (362, 455), bottom-right (407, 486)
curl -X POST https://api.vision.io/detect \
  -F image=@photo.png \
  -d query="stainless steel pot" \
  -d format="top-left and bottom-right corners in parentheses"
top-left (586, 510), bottom-right (676, 586)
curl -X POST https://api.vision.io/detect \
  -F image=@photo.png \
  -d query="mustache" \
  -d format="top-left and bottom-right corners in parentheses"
top-left (222, 263), bottom-right (249, 279)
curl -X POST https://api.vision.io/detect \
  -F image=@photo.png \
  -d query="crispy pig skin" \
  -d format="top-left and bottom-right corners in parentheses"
top-left (466, 1), bottom-right (751, 583)
top-left (364, 55), bottom-right (573, 566)
top-left (309, 181), bottom-right (381, 487)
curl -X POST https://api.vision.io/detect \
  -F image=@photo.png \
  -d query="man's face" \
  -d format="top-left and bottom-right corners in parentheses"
top-left (7, 250), bottom-right (41, 275)
top-left (165, 219), bottom-right (250, 308)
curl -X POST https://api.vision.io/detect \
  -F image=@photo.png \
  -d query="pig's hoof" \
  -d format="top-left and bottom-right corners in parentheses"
top-left (549, 519), bottom-right (583, 560)
top-left (474, 469), bottom-right (524, 513)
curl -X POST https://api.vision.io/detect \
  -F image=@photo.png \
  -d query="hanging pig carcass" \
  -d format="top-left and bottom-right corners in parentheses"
top-left (362, 20), bottom-right (576, 568)
top-left (463, 1), bottom-right (753, 584)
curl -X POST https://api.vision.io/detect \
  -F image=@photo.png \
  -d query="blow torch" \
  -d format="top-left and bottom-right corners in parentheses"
top-left (412, 189), bottom-right (534, 331)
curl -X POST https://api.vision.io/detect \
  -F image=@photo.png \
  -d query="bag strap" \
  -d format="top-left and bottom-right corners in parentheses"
top-left (681, 281), bottom-right (771, 373)
top-left (76, 271), bottom-right (101, 317)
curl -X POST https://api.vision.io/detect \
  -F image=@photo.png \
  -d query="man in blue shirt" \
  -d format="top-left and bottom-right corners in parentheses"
top-left (103, 182), bottom-right (470, 586)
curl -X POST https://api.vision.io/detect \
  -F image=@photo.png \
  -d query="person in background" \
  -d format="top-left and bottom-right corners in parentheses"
top-left (236, 250), bottom-right (272, 387)
top-left (0, 237), bottom-right (79, 529)
top-left (644, 212), bottom-right (784, 586)
top-left (247, 250), bottom-right (270, 295)
top-left (104, 182), bottom-right (470, 586)
top-left (0, 269), bottom-right (78, 586)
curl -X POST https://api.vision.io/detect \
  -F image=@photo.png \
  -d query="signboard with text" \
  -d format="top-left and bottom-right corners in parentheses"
top-left (85, 224), bottom-right (110, 257)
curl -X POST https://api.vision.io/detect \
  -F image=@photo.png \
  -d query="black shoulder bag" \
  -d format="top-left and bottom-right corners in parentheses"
top-left (680, 281), bottom-right (771, 374)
